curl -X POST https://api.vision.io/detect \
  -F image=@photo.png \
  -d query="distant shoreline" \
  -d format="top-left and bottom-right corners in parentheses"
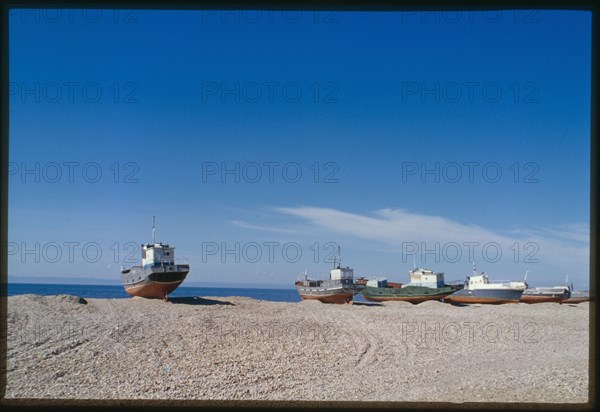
top-left (7, 278), bottom-right (295, 290)
top-left (7, 277), bottom-right (590, 292)
top-left (6, 283), bottom-right (302, 302)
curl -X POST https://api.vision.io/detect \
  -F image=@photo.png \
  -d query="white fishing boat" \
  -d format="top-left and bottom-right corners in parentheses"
top-left (444, 263), bottom-right (527, 304)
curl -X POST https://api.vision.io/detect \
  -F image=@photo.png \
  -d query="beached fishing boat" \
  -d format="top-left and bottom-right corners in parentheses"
top-left (558, 276), bottom-right (592, 303)
top-left (294, 249), bottom-right (365, 304)
top-left (444, 263), bottom-right (526, 304)
top-left (519, 286), bottom-right (571, 303)
top-left (120, 217), bottom-right (189, 299)
top-left (520, 274), bottom-right (577, 303)
top-left (520, 286), bottom-right (571, 303)
top-left (361, 267), bottom-right (462, 304)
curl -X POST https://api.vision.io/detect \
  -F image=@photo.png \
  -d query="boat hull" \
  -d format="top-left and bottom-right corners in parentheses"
top-left (122, 265), bottom-right (189, 299)
top-left (520, 295), bottom-right (563, 303)
top-left (298, 292), bottom-right (355, 304)
top-left (295, 282), bottom-right (364, 304)
top-left (445, 288), bottom-right (523, 304)
top-left (361, 285), bottom-right (457, 304)
top-left (562, 297), bottom-right (592, 304)
top-left (124, 279), bottom-right (185, 299)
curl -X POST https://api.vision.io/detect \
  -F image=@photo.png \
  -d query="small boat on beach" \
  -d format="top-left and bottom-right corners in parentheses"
top-left (520, 272), bottom-right (571, 303)
top-left (558, 276), bottom-right (592, 303)
top-left (444, 263), bottom-right (527, 305)
top-left (120, 217), bottom-right (189, 299)
top-left (520, 286), bottom-right (571, 303)
top-left (361, 267), bottom-right (462, 304)
top-left (294, 248), bottom-right (365, 304)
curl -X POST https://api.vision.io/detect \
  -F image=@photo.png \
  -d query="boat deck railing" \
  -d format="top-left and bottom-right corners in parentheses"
top-left (484, 279), bottom-right (521, 286)
top-left (153, 258), bottom-right (189, 266)
top-left (137, 259), bottom-right (189, 271)
top-left (295, 278), bottom-right (359, 287)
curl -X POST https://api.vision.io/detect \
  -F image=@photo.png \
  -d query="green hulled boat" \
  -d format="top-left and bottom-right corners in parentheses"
top-left (360, 268), bottom-right (462, 304)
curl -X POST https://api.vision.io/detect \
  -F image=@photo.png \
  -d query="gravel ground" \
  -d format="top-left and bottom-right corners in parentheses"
top-left (4, 294), bottom-right (590, 402)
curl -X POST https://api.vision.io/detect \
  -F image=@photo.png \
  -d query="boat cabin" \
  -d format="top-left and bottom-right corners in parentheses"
top-left (366, 277), bottom-right (388, 287)
top-left (330, 266), bottom-right (354, 281)
top-left (466, 274), bottom-right (489, 286)
top-left (465, 274), bottom-right (526, 290)
top-left (409, 268), bottom-right (445, 288)
top-left (142, 243), bottom-right (175, 269)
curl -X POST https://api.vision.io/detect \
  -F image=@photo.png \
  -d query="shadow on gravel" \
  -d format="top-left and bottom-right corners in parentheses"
top-left (351, 301), bottom-right (383, 307)
top-left (168, 296), bottom-right (234, 306)
top-left (445, 302), bottom-right (472, 307)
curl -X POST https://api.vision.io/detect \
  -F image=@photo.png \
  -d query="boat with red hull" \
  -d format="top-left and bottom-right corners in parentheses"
top-left (295, 249), bottom-right (365, 304)
top-left (562, 289), bottom-right (592, 304)
top-left (120, 217), bottom-right (189, 299)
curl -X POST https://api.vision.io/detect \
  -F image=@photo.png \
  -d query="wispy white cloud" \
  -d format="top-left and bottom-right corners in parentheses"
top-left (273, 206), bottom-right (589, 279)
top-left (507, 223), bottom-right (589, 244)
top-left (275, 206), bottom-right (507, 244)
top-left (229, 219), bottom-right (305, 235)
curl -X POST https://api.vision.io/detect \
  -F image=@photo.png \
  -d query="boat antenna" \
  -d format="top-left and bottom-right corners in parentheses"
top-left (565, 274), bottom-right (569, 284)
top-left (152, 216), bottom-right (156, 244)
top-left (337, 245), bottom-right (341, 268)
top-left (524, 270), bottom-right (529, 282)
top-left (472, 261), bottom-right (477, 276)
top-left (413, 254), bottom-right (416, 270)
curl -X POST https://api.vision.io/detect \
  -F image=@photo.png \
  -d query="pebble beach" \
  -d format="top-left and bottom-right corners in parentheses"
top-left (4, 294), bottom-right (590, 403)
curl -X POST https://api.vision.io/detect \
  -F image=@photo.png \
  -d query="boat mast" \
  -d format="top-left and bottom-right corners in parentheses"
top-left (152, 216), bottom-right (156, 244)
top-left (335, 245), bottom-right (341, 269)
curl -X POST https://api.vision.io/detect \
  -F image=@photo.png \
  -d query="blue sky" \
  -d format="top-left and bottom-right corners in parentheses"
top-left (8, 9), bottom-right (591, 288)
